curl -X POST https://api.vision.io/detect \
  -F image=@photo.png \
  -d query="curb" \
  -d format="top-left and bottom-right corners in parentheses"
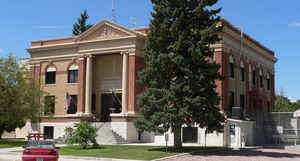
top-left (152, 148), bottom-right (228, 161)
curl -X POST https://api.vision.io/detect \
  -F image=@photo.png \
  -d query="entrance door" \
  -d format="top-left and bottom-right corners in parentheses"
top-left (182, 127), bottom-right (198, 143)
top-left (44, 126), bottom-right (54, 139)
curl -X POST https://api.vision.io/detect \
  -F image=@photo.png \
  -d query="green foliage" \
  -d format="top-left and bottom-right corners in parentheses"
top-left (72, 10), bottom-right (93, 36)
top-left (64, 121), bottom-right (98, 149)
top-left (274, 89), bottom-right (300, 112)
top-left (0, 139), bottom-right (28, 148)
top-left (135, 0), bottom-right (224, 150)
top-left (0, 55), bottom-right (44, 139)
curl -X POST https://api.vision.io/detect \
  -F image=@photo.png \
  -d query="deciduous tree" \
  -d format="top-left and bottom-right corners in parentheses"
top-left (0, 55), bottom-right (44, 139)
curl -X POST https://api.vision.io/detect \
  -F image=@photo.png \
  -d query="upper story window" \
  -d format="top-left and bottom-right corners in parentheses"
top-left (259, 69), bottom-right (264, 88)
top-left (68, 64), bottom-right (78, 83)
top-left (240, 61), bottom-right (245, 82)
top-left (228, 91), bottom-right (235, 117)
top-left (45, 65), bottom-right (56, 84)
top-left (252, 69), bottom-right (256, 86)
top-left (248, 65), bottom-right (252, 87)
top-left (267, 73), bottom-right (271, 90)
top-left (228, 56), bottom-right (234, 78)
top-left (67, 95), bottom-right (77, 114)
top-left (44, 96), bottom-right (55, 115)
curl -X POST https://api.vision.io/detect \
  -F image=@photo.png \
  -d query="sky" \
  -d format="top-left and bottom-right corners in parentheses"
top-left (0, 0), bottom-right (298, 100)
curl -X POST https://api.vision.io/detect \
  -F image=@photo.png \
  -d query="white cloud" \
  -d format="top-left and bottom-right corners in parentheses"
top-left (288, 97), bottom-right (297, 103)
top-left (0, 48), bottom-right (3, 54)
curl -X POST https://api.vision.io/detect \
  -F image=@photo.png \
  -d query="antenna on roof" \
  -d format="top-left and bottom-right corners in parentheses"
top-left (130, 17), bottom-right (136, 28)
top-left (111, 0), bottom-right (116, 22)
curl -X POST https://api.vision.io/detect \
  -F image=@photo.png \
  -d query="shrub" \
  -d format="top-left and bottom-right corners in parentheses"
top-left (65, 121), bottom-right (98, 149)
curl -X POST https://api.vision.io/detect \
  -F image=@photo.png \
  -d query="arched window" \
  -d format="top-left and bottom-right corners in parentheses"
top-left (252, 66), bottom-right (256, 86)
top-left (45, 65), bottom-right (56, 84)
top-left (240, 61), bottom-right (245, 82)
top-left (228, 56), bottom-right (234, 78)
top-left (259, 69), bottom-right (263, 88)
top-left (68, 64), bottom-right (78, 83)
top-left (267, 73), bottom-right (271, 90)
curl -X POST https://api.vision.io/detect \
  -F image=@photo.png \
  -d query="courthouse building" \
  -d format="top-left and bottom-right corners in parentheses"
top-left (19, 19), bottom-right (277, 146)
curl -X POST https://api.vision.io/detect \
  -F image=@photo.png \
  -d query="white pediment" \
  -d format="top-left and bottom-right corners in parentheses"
top-left (75, 20), bottom-right (138, 42)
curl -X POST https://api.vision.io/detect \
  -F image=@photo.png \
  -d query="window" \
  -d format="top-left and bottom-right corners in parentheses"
top-left (267, 73), bottom-right (271, 90)
top-left (68, 64), bottom-right (78, 83)
top-left (240, 94), bottom-right (245, 108)
top-left (259, 70), bottom-right (263, 88)
top-left (228, 91), bottom-right (235, 117)
top-left (44, 96), bottom-right (55, 115)
top-left (67, 95), bottom-right (77, 114)
top-left (43, 127), bottom-right (54, 139)
top-left (252, 70), bottom-right (256, 85)
top-left (45, 66), bottom-right (56, 84)
top-left (228, 56), bottom-right (234, 78)
top-left (240, 62), bottom-right (245, 82)
top-left (267, 101), bottom-right (271, 112)
top-left (240, 94), bottom-right (245, 118)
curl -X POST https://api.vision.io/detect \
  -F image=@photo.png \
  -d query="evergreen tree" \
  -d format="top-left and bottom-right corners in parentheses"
top-left (136, 0), bottom-right (224, 150)
top-left (72, 10), bottom-right (93, 36)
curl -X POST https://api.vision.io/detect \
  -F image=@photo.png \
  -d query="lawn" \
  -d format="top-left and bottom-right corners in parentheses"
top-left (58, 145), bottom-right (222, 160)
top-left (0, 139), bottom-right (27, 148)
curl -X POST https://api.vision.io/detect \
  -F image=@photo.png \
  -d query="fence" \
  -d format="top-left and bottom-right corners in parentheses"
top-left (264, 112), bottom-right (300, 146)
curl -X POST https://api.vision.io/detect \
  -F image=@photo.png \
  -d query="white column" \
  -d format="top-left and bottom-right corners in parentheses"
top-left (121, 51), bottom-right (129, 114)
top-left (85, 55), bottom-right (93, 115)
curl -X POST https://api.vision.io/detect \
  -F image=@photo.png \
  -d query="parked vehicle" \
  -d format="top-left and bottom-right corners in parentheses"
top-left (22, 140), bottom-right (59, 161)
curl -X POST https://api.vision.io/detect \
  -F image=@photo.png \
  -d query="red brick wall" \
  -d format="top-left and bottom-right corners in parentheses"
top-left (77, 58), bottom-right (86, 113)
top-left (128, 55), bottom-right (146, 113)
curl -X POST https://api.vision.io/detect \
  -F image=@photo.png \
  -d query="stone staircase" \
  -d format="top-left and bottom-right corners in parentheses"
top-left (95, 122), bottom-right (127, 144)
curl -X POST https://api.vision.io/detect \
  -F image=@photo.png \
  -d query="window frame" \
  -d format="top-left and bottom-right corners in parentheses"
top-left (44, 96), bottom-right (55, 115)
top-left (67, 95), bottom-right (78, 114)
top-left (228, 91), bottom-right (235, 117)
top-left (267, 73), bottom-right (271, 90)
top-left (67, 64), bottom-right (78, 83)
top-left (45, 65), bottom-right (56, 85)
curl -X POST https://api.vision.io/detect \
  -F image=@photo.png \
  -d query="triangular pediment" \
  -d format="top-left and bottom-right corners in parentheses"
top-left (75, 20), bottom-right (138, 42)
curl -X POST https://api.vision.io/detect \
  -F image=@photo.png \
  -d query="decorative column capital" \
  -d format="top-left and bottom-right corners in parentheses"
top-left (120, 51), bottom-right (129, 55)
top-left (85, 54), bottom-right (94, 58)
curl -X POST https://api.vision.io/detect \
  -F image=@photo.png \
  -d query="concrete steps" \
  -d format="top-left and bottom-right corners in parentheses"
top-left (95, 122), bottom-right (127, 144)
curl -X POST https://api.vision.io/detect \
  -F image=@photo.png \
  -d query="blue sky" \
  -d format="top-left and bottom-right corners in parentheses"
top-left (0, 1), bottom-right (298, 100)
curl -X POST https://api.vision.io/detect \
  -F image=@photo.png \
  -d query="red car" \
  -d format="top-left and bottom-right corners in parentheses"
top-left (22, 140), bottom-right (59, 161)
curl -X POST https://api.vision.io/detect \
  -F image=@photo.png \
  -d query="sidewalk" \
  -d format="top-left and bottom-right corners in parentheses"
top-left (0, 147), bottom-right (144, 161)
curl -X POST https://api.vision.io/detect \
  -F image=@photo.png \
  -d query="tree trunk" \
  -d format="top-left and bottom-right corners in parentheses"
top-left (173, 125), bottom-right (182, 151)
top-left (0, 129), bottom-right (3, 140)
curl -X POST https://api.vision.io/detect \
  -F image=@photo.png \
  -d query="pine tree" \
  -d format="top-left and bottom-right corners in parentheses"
top-left (136, 0), bottom-right (224, 150)
top-left (72, 10), bottom-right (93, 36)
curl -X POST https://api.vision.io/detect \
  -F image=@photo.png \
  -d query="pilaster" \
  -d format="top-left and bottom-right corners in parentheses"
top-left (77, 57), bottom-right (86, 114)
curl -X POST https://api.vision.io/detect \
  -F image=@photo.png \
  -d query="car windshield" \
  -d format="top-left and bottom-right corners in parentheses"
top-left (26, 141), bottom-right (55, 149)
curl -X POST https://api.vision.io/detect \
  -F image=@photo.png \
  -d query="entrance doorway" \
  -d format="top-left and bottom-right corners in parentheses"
top-left (182, 127), bottom-right (198, 143)
top-left (44, 126), bottom-right (54, 139)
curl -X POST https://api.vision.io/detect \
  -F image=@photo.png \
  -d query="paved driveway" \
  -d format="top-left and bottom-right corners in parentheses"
top-left (162, 148), bottom-right (300, 161)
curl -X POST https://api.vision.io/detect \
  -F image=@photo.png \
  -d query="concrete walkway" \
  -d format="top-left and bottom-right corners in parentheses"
top-left (0, 147), bottom-right (144, 161)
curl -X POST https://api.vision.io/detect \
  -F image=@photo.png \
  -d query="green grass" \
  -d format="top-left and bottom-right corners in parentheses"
top-left (58, 145), bottom-right (222, 160)
top-left (0, 139), bottom-right (27, 148)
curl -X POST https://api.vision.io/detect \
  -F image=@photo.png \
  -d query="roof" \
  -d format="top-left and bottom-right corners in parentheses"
top-left (29, 19), bottom-right (275, 57)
